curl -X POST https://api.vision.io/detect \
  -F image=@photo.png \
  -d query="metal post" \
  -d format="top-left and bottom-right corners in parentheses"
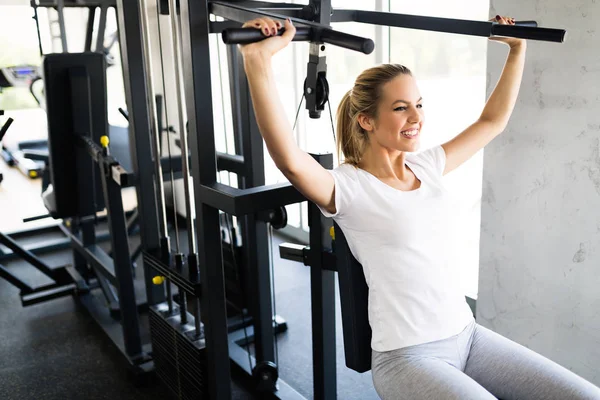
top-left (303, 13), bottom-right (337, 396)
top-left (167, 0), bottom-right (197, 254)
top-left (139, 0), bottom-right (168, 240)
top-left (56, 0), bottom-right (69, 52)
top-left (179, 0), bottom-right (231, 399)
top-left (115, 0), bottom-right (165, 306)
top-left (226, 46), bottom-right (276, 367)
top-left (31, 1), bottom-right (44, 56)
top-left (95, 5), bottom-right (108, 53)
top-left (309, 152), bottom-right (337, 400)
top-left (84, 7), bottom-right (97, 52)
top-left (100, 167), bottom-right (143, 358)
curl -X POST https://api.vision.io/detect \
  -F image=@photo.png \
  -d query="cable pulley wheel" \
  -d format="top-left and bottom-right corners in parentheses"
top-left (303, 73), bottom-right (330, 110)
top-left (269, 206), bottom-right (288, 230)
top-left (252, 360), bottom-right (279, 392)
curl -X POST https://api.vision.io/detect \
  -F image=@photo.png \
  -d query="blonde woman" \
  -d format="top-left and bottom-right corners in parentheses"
top-left (239, 15), bottom-right (600, 400)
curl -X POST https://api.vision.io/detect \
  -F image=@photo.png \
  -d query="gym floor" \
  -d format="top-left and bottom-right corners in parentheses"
top-left (0, 155), bottom-right (379, 399)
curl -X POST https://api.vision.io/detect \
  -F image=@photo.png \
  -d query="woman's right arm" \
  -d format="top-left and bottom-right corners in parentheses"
top-left (240, 18), bottom-right (336, 214)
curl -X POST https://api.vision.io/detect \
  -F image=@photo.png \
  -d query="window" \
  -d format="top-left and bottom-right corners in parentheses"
top-left (388, 1), bottom-right (488, 298)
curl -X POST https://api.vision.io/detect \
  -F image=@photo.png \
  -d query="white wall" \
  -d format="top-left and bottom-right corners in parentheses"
top-left (479, 0), bottom-right (600, 385)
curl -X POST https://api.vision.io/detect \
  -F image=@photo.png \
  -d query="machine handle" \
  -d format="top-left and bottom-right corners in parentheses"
top-left (492, 22), bottom-right (566, 42)
top-left (512, 20), bottom-right (538, 27)
top-left (222, 27), bottom-right (375, 54)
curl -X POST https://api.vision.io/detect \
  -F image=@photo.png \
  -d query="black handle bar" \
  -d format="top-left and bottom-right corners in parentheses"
top-left (222, 27), bottom-right (375, 55)
top-left (510, 21), bottom-right (537, 27)
top-left (492, 21), bottom-right (566, 42)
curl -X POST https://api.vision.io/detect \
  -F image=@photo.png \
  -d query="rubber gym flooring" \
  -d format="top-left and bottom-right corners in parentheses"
top-left (0, 225), bottom-right (379, 399)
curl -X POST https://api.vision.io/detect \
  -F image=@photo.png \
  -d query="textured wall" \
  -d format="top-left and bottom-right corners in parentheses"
top-left (479, 0), bottom-right (600, 385)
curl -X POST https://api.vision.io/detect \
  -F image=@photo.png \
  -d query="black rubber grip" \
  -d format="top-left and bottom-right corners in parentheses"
top-left (320, 29), bottom-right (375, 54)
top-left (222, 27), bottom-right (311, 44)
top-left (492, 23), bottom-right (566, 43)
top-left (222, 27), bottom-right (375, 54)
top-left (513, 20), bottom-right (538, 28)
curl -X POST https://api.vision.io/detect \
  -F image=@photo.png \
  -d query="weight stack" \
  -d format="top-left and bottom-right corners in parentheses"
top-left (149, 303), bottom-right (208, 400)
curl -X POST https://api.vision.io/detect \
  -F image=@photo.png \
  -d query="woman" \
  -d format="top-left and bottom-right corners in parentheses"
top-left (239, 15), bottom-right (600, 400)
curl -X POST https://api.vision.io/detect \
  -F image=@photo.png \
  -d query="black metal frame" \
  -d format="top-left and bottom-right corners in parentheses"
top-left (31, 0), bottom-right (118, 56)
top-left (116, 0), bottom-right (166, 307)
top-left (105, 1), bottom-right (567, 399)
top-left (0, 229), bottom-right (76, 307)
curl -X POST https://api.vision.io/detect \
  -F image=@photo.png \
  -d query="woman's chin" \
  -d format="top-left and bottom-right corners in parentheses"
top-left (397, 141), bottom-right (420, 153)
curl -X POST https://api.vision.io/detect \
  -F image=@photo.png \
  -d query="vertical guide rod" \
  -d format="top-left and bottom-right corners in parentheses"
top-left (168, 0), bottom-right (198, 255)
top-left (56, 0), bottom-right (68, 52)
top-left (139, 0), bottom-right (169, 241)
top-left (32, 1), bottom-right (44, 56)
top-left (84, 6), bottom-right (97, 53)
top-left (139, 0), bottom-right (173, 313)
top-left (115, 0), bottom-right (165, 306)
top-left (95, 5), bottom-right (108, 53)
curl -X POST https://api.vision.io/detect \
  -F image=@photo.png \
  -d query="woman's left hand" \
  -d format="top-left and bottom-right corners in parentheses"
top-left (489, 15), bottom-right (526, 49)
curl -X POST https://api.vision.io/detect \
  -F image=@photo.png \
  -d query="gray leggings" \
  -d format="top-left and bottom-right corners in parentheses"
top-left (372, 320), bottom-right (600, 400)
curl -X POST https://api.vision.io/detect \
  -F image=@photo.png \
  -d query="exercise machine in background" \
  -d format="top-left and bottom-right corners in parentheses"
top-left (0, 0), bottom-right (120, 180)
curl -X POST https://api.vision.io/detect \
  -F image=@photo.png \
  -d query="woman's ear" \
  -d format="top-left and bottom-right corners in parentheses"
top-left (357, 113), bottom-right (374, 133)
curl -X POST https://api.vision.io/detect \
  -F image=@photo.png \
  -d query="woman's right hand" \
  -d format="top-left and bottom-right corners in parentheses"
top-left (239, 18), bottom-right (296, 60)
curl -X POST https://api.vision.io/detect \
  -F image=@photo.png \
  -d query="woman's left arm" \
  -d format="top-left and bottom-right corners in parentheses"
top-left (442, 15), bottom-right (526, 175)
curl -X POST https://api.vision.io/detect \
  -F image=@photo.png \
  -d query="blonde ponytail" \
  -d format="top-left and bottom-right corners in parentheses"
top-left (336, 90), bottom-right (366, 166)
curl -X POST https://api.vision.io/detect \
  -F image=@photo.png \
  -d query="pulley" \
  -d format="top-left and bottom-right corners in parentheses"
top-left (252, 360), bottom-right (279, 392)
top-left (303, 72), bottom-right (330, 118)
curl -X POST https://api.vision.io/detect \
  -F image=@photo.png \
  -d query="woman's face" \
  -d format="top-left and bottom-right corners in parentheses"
top-left (369, 74), bottom-right (425, 153)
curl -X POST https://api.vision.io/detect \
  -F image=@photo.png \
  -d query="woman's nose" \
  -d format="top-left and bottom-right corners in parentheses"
top-left (408, 108), bottom-right (422, 123)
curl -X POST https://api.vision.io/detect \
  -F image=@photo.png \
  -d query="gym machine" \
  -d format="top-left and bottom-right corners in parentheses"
top-left (0, 0), bottom-right (566, 399)
top-left (0, 0), bottom-right (136, 264)
top-left (107, 0), bottom-right (565, 399)
top-left (141, 1), bottom-right (564, 399)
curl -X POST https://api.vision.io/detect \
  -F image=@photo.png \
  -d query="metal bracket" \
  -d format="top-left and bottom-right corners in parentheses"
top-left (305, 43), bottom-right (329, 119)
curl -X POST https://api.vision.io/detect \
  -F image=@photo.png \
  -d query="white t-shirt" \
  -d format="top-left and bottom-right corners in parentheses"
top-left (319, 145), bottom-right (474, 352)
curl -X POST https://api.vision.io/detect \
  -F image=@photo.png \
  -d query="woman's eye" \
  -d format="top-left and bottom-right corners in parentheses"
top-left (394, 104), bottom-right (423, 111)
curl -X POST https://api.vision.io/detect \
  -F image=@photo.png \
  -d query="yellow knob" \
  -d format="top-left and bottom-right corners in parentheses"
top-left (29, 170), bottom-right (38, 178)
top-left (329, 226), bottom-right (335, 240)
top-left (100, 136), bottom-right (110, 148)
top-left (152, 276), bottom-right (165, 285)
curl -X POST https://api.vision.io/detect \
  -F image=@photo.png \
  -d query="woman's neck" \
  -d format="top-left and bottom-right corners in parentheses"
top-left (358, 146), bottom-right (412, 181)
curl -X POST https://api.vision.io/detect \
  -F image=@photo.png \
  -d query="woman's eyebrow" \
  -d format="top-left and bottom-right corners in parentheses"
top-left (391, 97), bottom-right (423, 105)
